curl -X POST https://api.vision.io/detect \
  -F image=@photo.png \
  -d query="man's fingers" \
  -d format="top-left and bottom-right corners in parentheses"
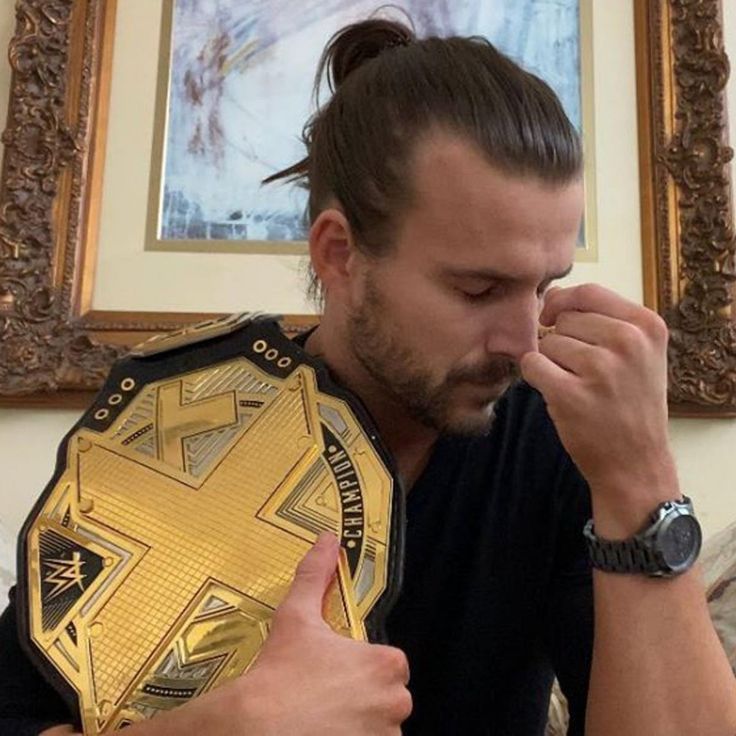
top-left (374, 644), bottom-right (411, 685)
top-left (520, 351), bottom-right (572, 396)
top-left (553, 310), bottom-right (628, 347)
top-left (538, 333), bottom-right (597, 376)
top-left (540, 284), bottom-right (643, 327)
top-left (280, 532), bottom-right (340, 620)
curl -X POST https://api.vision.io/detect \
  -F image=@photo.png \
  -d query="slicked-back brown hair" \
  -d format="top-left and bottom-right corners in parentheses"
top-left (264, 15), bottom-right (582, 301)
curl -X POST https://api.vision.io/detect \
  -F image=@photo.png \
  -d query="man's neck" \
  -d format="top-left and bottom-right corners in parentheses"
top-left (303, 323), bottom-right (438, 491)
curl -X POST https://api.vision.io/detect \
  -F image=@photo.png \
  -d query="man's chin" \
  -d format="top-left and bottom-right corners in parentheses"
top-left (441, 401), bottom-right (499, 437)
top-left (426, 378), bottom-right (517, 436)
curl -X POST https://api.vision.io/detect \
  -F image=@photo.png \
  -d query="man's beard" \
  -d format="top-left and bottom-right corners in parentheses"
top-left (346, 277), bottom-right (519, 436)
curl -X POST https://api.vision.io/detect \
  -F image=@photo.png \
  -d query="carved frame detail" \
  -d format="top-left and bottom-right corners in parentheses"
top-left (0, 0), bottom-right (734, 413)
top-left (636, 0), bottom-right (736, 416)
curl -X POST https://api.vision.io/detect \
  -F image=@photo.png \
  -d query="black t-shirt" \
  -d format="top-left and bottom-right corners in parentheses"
top-left (385, 382), bottom-right (593, 735)
top-left (0, 381), bottom-right (593, 735)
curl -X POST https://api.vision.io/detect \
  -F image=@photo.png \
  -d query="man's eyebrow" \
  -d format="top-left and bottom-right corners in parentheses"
top-left (443, 264), bottom-right (574, 282)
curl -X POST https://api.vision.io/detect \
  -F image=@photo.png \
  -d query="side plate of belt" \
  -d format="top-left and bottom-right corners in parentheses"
top-left (16, 314), bottom-right (404, 734)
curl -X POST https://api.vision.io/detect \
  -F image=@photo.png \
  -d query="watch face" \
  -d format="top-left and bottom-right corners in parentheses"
top-left (660, 514), bottom-right (702, 570)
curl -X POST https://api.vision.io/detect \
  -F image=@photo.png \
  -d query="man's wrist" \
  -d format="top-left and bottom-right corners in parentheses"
top-left (589, 461), bottom-right (681, 539)
top-left (591, 493), bottom-right (677, 539)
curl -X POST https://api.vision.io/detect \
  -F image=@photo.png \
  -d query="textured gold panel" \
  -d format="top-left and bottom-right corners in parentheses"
top-left (24, 350), bottom-right (395, 733)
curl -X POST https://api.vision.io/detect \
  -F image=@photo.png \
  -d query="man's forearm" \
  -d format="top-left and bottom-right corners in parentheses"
top-left (586, 487), bottom-right (736, 736)
top-left (587, 568), bottom-right (736, 735)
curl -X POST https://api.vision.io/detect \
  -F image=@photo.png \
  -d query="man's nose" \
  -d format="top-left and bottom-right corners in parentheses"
top-left (485, 297), bottom-right (540, 361)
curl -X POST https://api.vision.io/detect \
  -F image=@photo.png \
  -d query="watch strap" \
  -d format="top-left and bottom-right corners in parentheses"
top-left (583, 519), bottom-right (663, 575)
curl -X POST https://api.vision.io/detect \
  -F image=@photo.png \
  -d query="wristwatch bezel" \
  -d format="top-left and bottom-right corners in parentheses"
top-left (646, 503), bottom-right (702, 575)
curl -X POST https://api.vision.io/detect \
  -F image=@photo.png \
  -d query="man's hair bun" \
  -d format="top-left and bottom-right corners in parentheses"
top-left (320, 17), bottom-right (415, 93)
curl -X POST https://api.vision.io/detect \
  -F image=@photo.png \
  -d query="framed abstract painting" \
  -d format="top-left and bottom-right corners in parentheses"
top-left (146, 0), bottom-right (596, 258)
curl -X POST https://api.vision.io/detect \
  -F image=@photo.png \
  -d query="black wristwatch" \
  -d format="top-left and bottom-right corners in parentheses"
top-left (583, 497), bottom-right (702, 578)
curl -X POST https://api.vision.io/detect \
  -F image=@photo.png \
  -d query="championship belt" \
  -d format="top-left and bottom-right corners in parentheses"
top-left (16, 314), bottom-right (404, 734)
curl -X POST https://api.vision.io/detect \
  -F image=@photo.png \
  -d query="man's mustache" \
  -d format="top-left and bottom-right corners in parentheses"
top-left (447, 358), bottom-right (519, 386)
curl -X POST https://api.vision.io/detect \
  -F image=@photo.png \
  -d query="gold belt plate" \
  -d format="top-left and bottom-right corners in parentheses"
top-left (18, 318), bottom-right (402, 734)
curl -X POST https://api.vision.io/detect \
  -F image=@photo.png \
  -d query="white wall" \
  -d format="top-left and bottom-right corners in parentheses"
top-left (0, 0), bottom-right (735, 583)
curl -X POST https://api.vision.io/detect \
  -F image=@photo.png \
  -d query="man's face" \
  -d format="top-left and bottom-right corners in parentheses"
top-left (344, 135), bottom-right (584, 435)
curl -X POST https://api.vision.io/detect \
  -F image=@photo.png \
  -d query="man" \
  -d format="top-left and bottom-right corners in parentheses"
top-left (2, 16), bottom-right (736, 736)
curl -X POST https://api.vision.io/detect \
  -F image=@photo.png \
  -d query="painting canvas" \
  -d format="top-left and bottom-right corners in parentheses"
top-left (153, 0), bottom-right (582, 249)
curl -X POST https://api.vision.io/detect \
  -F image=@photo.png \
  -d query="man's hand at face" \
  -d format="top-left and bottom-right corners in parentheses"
top-left (520, 284), bottom-right (678, 536)
top-left (42, 533), bottom-right (412, 736)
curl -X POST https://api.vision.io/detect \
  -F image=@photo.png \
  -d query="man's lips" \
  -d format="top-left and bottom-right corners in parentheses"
top-left (458, 368), bottom-right (517, 387)
top-left (465, 379), bottom-right (509, 391)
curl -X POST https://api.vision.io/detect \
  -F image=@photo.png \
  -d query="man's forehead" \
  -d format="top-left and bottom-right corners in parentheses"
top-left (408, 134), bottom-right (579, 216)
top-left (399, 134), bottom-right (582, 252)
top-left (410, 132), bottom-right (491, 177)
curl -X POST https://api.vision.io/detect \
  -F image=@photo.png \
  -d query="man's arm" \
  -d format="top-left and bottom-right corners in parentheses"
top-left (587, 561), bottom-right (735, 734)
top-left (522, 283), bottom-right (736, 736)
top-left (585, 469), bottom-right (736, 735)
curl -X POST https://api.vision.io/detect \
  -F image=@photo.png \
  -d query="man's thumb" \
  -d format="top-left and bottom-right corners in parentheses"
top-left (281, 532), bottom-right (340, 617)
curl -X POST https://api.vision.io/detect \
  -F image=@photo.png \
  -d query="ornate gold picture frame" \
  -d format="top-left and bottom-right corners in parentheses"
top-left (636, 0), bottom-right (735, 416)
top-left (0, 0), bottom-right (734, 415)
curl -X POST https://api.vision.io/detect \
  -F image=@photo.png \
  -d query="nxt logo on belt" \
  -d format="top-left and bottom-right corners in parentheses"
top-left (42, 551), bottom-right (87, 600)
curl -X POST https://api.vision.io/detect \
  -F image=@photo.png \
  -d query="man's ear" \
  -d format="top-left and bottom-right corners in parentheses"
top-left (309, 208), bottom-right (361, 296)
